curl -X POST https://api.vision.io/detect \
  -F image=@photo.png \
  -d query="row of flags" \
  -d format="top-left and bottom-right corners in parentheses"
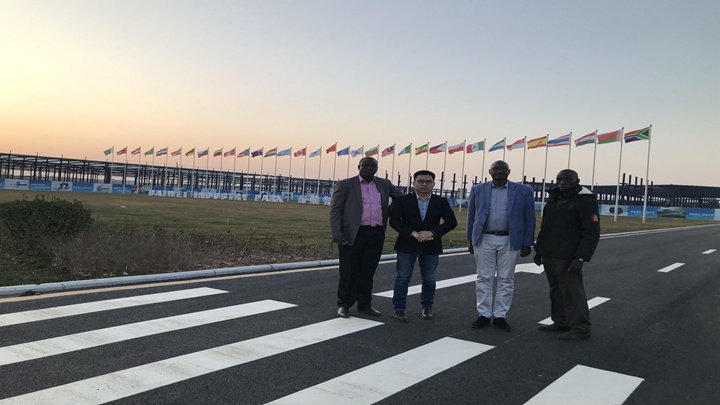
top-left (102, 127), bottom-right (651, 160)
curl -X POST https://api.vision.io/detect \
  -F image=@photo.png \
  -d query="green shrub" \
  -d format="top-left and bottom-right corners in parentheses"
top-left (0, 195), bottom-right (94, 254)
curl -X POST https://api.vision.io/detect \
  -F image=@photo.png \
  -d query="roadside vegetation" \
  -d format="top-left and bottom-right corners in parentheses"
top-left (0, 190), bottom-right (716, 286)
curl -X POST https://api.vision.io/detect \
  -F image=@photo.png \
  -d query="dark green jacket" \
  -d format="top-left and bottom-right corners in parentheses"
top-left (535, 186), bottom-right (600, 261)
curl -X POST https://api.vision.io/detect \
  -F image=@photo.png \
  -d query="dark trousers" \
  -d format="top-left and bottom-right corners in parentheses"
top-left (542, 256), bottom-right (591, 332)
top-left (337, 226), bottom-right (385, 309)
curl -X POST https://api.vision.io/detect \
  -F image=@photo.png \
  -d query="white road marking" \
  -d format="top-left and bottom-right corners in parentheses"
top-left (538, 297), bottom-right (610, 325)
top-left (702, 249), bottom-right (716, 254)
top-left (657, 263), bottom-right (685, 273)
top-left (374, 263), bottom-right (542, 298)
top-left (0, 318), bottom-right (381, 405)
top-left (0, 300), bottom-right (295, 366)
top-left (267, 337), bottom-right (494, 405)
top-left (0, 287), bottom-right (227, 327)
top-left (524, 364), bottom-right (643, 405)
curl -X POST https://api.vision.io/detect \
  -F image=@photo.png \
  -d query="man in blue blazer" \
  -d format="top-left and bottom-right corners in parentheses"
top-left (330, 157), bottom-right (404, 318)
top-left (389, 170), bottom-right (457, 322)
top-left (467, 160), bottom-right (536, 332)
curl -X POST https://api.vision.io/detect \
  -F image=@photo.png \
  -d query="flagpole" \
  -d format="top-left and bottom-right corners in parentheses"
top-left (642, 125), bottom-right (652, 223)
top-left (590, 131), bottom-right (598, 191)
top-left (151, 150), bottom-right (155, 190)
top-left (191, 150), bottom-right (195, 191)
top-left (459, 140), bottom-right (466, 212)
top-left (332, 145), bottom-right (338, 190)
top-left (317, 147), bottom-right (323, 196)
top-left (138, 147), bottom-right (142, 190)
top-left (346, 147), bottom-right (351, 178)
top-left (246, 150), bottom-right (251, 192)
top-left (390, 144), bottom-right (396, 183)
top-left (164, 150), bottom-right (168, 194)
top-left (567, 132), bottom-right (572, 168)
top-left (273, 147), bottom-right (279, 193)
top-left (407, 143), bottom-right (413, 193)
top-left (441, 141), bottom-right (447, 197)
top-left (301, 148), bottom-right (307, 196)
top-left (110, 146), bottom-right (115, 187)
top-left (232, 149), bottom-right (237, 192)
top-left (481, 139), bottom-right (487, 182)
top-left (425, 141), bottom-right (429, 169)
top-left (541, 135), bottom-right (549, 217)
top-left (259, 148), bottom-right (264, 192)
top-left (179, 148), bottom-right (183, 188)
top-left (502, 137), bottom-right (506, 161)
top-left (122, 149), bottom-right (127, 194)
top-left (521, 136), bottom-right (527, 183)
top-left (613, 127), bottom-right (625, 222)
top-left (204, 149), bottom-right (209, 190)
top-left (288, 147), bottom-right (293, 195)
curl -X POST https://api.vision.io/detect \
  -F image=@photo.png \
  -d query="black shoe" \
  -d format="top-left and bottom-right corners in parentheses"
top-left (421, 308), bottom-right (434, 320)
top-left (358, 306), bottom-right (382, 317)
top-left (558, 329), bottom-right (591, 340)
top-left (337, 307), bottom-right (350, 318)
top-left (471, 315), bottom-right (491, 328)
top-left (493, 317), bottom-right (511, 332)
top-left (537, 323), bottom-right (571, 332)
top-left (394, 310), bottom-right (408, 323)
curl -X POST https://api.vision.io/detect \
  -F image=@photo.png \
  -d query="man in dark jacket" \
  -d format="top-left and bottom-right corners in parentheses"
top-left (533, 169), bottom-right (600, 340)
top-left (389, 170), bottom-right (457, 322)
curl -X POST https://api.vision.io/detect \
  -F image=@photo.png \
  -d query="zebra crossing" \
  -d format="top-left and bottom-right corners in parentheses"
top-left (0, 279), bottom-right (643, 405)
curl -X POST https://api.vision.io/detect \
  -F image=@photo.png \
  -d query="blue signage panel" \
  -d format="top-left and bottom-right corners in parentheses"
top-left (28, 181), bottom-right (52, 191)
top-left (627, 205), bottom-right (658, 218)
top-left (71, 182), bottom-right (95, 192)
top-left (686, 208), bottom-right (715, 220)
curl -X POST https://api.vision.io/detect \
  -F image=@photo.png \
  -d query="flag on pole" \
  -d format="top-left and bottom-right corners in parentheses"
top-left (223, 148), bottom-right (236, 157)
top-left (365, 146), bottom-right (379, 157)
top-left (415, 143), bottom-right (429, 155)
top-left (294, 147), bottom-right (307, 157)
top-left (507, 138), bottom-right (525, 151)
top-left (116, 147), bottom-right (127, 155)
top-left (597, 129), bottom-right (622, 144)
top-left (171, 148), bottom-right (182, 156)
top-left (131, 147), bottom-right (141, 155)
top-left (309, 147), bottom-right (322, 158)
top-left (398, 144), bottom-right (412, 156)
top-left (197, 148), bottom-right (209, 157)
top-left (548, 134), bottom-right (571, 147)
top-left (237, 148), bottom-right (250, 157)
top-left (624, 126), bottom-right (651, 143)
top-left (466, 141), bottom-right (485, 153)
top-left (448, 141), bottom-right (465, 154)
top-left (156, 147), bottom-right (168, 156)
top-left (104, 147), bottom-right (114, 156)
top-left (429, 143), bottom-right (445, 154)
top-left (489, 139), bottom-right (505, 152)
top-left (527, 136), bottom-right (548, 149)
top-left (185, 148), bottom-right (195, 157)
top-left (574, 132), bottom-right (597, 147)
top-left (326, 144), bottom-right (337, 153)
top-left (381, 145), bottom-right (395, 157)
top-left (265, 148), bottom-right (278, 157)
top-left (277, 147), bottom-right (292, 157)
top-left (350, 146), bottom-right (364, 157)
top-left (213, 148), bottom-right (223, 157)
top-left (251, 148), bottom-right (263, 157)
top-left (337, 146), bottom-right (350, 157)
top-left (145, 147), bottom-right (155, 156)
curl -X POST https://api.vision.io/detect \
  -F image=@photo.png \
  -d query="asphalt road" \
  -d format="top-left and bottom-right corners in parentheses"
top-left (0, 225), bottom-right (718, 404)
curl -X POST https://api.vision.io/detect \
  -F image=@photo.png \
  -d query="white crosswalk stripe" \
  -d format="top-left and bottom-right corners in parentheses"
top-left (0, 287), bottom-right (227, 327)
top-left (0, 299), bottom-right (295, 366)
top-left (267, 337), bottom-right (493, 405)
top-left (538, 297), bottom-right (610, 325)
top-left (657, 263), bottom-right (685, 273)
top-left (524, 365), bottom-right (643, 405)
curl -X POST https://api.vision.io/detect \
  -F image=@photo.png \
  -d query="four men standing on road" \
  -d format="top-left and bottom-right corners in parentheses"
top-left (388, 170), bottom-right (457, 322)
top-left (466, 160), bottom-right (536, 332)
top-left (329, 157), bottom-right (600, 341)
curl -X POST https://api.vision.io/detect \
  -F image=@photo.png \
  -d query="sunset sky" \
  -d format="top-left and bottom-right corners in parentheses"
top-left (2, 1), bottom-right (718, 187)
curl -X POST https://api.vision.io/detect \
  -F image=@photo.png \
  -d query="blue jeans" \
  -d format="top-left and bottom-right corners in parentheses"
top-left (392, 250), bottom-right (439, 311)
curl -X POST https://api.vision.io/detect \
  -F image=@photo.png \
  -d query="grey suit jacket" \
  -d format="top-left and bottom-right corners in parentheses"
top-left (329, 176), bottom-right (404, 246)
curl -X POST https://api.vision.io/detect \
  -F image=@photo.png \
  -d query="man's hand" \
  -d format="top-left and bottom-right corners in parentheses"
top-left (412, 231), bottom-right (434, 242)
top-left (520, 246), bottom-right (531, 257)
top-left (533, 253), bottom-right (543, 266)
top-left (468, 243), bottom-right (474, 255)
top-left (332, 236), bottom-right (345, 245)
top-left (568, 258), bottom-right (584, 272)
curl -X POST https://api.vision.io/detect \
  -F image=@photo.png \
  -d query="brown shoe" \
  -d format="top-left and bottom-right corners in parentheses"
top-left (358, 306), bottom-right (382, 317)
top-left (558, 329), bottom-right (591, 340)
top-left (537, 323), bottom-right (571, 332)
top-left (337, 307), bottom-right (350, 318)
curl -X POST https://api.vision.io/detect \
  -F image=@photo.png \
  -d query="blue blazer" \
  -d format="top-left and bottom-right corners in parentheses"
top-left (466, 181), bottom-right (536, 250)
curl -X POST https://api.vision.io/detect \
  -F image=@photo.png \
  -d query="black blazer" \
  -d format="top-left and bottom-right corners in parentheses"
top-left (389, 193), bottom-right (458, 255)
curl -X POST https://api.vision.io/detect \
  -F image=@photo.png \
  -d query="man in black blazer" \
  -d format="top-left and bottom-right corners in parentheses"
top-left (389, 170), bottom-right (457, 322)
top-left (330, 157), bottom-right (404, 318)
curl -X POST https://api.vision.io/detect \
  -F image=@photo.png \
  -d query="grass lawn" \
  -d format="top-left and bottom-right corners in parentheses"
top-left (1, 190), bottom-right (717, 285)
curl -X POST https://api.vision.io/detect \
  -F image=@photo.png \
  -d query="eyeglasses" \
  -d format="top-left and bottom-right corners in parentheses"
top-left (415, 180), bottom-right (434, 185)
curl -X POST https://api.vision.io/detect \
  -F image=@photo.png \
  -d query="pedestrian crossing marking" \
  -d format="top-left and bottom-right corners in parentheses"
top-left (0, 300), bottom-right (295, 367)
top-left (266, 337), bottom-right (494, 405)
top-left (0, 287), bottom-right (227, 327)
top-left (701, 249), bottom-right (716, 254)
top-left (524, 364), bottom-right (643, 405)
top-left (0, 318), bottom-right (381, 405)
top-left (657, 263), bottom-right (685, 273)
top-left (538, 297), bottom-right (610, 325)
top-left (373, 263), bottom-right (542, 298)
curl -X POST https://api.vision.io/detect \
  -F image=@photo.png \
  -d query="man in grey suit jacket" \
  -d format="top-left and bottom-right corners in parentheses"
top-left (330, 157), bottom-right (404, 318)
top-left (467, 160), bottom-right (536, 332)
